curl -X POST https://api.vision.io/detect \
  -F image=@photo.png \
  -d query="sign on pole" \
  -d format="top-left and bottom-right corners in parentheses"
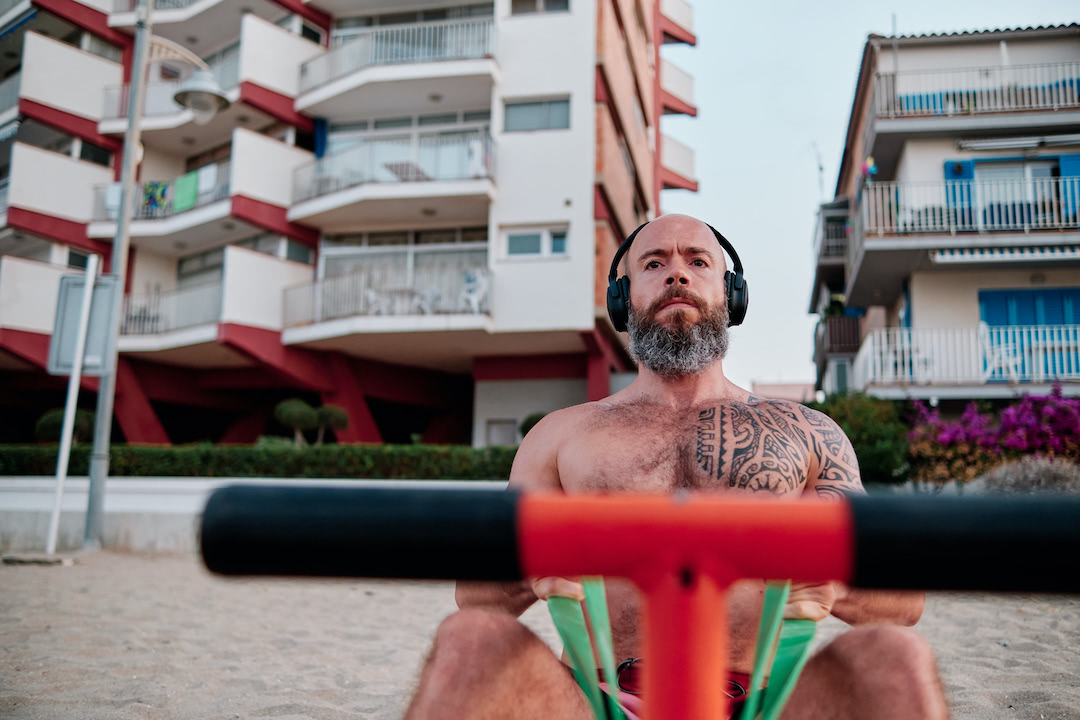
top-left (47, 274), bottom-right (120, 378)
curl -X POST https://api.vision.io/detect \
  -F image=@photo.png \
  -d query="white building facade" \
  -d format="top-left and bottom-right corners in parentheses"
top-left (0, 0), bottom-right (699, 445)
top-left (810, 25), bottom-right (1080, 404)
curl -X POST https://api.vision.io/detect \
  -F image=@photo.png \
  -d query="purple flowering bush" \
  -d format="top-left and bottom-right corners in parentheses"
top-left (908, 385), bottom-right (1080, 485)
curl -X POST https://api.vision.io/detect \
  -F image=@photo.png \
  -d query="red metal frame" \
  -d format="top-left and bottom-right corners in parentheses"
top-left (518, 494), bottom-right (853, 720)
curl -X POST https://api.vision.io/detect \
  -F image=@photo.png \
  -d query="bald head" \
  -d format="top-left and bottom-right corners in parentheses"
top-left (623, 214), bottom-right (727, 279)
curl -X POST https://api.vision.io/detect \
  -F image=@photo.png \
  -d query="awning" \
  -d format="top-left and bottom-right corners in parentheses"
top-left (932, 245), bottom-right (1080, 264)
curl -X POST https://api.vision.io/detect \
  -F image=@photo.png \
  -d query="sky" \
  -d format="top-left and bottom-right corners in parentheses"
top-left (658, 0), bottom-right (1078, 390)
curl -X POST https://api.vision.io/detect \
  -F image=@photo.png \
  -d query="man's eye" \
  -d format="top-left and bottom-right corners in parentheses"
top-left (646, 261), bottom-right (660, 269)
top-left (692, 259), bottom-right (707, 266)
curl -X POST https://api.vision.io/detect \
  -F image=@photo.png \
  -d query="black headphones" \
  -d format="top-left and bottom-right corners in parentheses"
top-left (606, 221), bottom-right (749, 332)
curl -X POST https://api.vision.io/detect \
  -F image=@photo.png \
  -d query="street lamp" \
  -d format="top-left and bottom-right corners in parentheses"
top-left (84, 0), bottom-right (230, 549)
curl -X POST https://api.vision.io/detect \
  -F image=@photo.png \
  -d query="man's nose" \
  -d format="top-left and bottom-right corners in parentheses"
top-left (665, 271), bottom-right (689, 286)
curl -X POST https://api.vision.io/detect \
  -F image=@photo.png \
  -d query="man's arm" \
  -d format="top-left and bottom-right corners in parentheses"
top-left (799, 405), bottom-right (925, 627)
top-left (454, 410), bottom-right (567, 616)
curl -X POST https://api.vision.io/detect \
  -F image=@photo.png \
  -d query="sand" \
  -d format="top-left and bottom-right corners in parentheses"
top-left (2, 551), bottom-right (1079, 719)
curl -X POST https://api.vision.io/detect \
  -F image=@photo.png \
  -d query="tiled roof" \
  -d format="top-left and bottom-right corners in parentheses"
top-left (870, 23), bottom-right (1078, 41)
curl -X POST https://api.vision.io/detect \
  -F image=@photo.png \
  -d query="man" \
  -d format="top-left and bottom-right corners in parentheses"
top-left (405, 214), bottom-right (948, 719)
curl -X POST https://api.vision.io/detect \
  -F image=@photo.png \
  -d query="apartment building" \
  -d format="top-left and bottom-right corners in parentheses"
top-left (810, 24), bottom-right (1080, 404)
top-left (0, 0), bottom-right (699, 445)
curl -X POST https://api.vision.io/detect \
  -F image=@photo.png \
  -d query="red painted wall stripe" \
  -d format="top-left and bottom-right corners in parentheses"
top-left (238, 82), bottom-right (315, 134)
top-left (322, 353), bottom-right (383, 443)
top-left (18, 99), bottom-right (123, 153)
top-left (230, 195), bottom-right (320, 247)
top-left (660, 89), bottom-right (698, 117)
top-left (31, 0), bottom-right (132, 48)
top-left (217, 322), bottom-right (332, 392)
top-left (660, 166), bottom-right (699, 193)
top-left (114, 357), bottom-right (170, 444)
top-left (0, 328), bottom-right (100, 392)
top-left (7, 206), bottom-right (113, 262)
top-left (473, 354), bottom-right (588, 381)
top-left (658, 15), bottom-right (697, 46)
top-left (268, 0), bottom-right (331, 34)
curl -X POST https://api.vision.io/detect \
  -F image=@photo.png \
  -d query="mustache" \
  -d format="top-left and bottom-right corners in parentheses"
top-left (646, 286), bottom-right (707, 317)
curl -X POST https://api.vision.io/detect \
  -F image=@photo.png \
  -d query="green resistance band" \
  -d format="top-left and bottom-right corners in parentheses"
top-left (549, 578), bottom-right (816, 720)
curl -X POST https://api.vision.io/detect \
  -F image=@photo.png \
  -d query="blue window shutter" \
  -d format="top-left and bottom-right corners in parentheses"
top-left (945, 161), bottom-right (975, 225)
top-left (314, 119), bottom-right (327, 158)
top-left (979, 290), bottom-right (1009, 327)
top-left (1059, 154), bottom-right (1080, 222)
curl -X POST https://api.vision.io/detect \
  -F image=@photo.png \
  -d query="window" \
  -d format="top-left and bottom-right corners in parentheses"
top-left (79, 141), bottom-right (112, 168)
top-left (235, 233), bottom-right (282, 257)
top-left (504, 98), bottom-right (570, 131)
top-left (177, 247), bottom-right (224, 288)
top-left (373, 116), bottom-right (412, 130)
top-left (511, 0), bottom-right (569, 13)
top-left (301, 23), bottom-right (324, 44)
top-left (286, 240), bottom-right (313, 264)
top-left (505, 228), bottom-right (569, 258)
top-left (486, 419), bottom-right (518, 446)
top-left (67, 249), bottom-right (90, 269)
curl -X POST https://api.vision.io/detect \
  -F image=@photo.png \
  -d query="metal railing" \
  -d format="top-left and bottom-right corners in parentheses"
top-left (853, 324), bottom-right (1080, 388)
top-left (0, 73), bottom-right (19, 114)
top-left (300, 18), bottom-right (495, 94)
top-left (872, 61), bottom-right (1080, 118)
top-left (860, 177), bottom-right (1080, 235)
top-left (293, 130), bottom-right (494, 204)
top-left (121, 282), bottom-right (223, 335)
top-left (818, 315), bottom-right (861, 354)
top-left (821, 218), bottom-right (847, 257)
top-left (283, 263), bottom-right (491, 327)
top-left (113, 0), bottom-right (199, 11)
top-left (0, 178), bottom-right (9, 216)
top-left (92, 160), bottom-right (230, 220)
top-left (660, 58), bottom-right (694, 107)
top-left (102, 56), bottom-right (239, 119)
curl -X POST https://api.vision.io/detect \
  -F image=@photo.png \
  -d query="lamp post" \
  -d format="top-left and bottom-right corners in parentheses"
top-left (84, 0), bottom-right (230, 549)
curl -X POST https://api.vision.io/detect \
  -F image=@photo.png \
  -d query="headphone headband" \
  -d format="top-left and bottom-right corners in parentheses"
top-left (608, 221), bottom-right (744, 281)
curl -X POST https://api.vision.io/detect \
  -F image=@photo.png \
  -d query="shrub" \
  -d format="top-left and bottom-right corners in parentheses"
top-left (34, 409), bottom-right (95, 444)
top-left (907, 384), bottom-right (1080, 486)
top-left (807, 394), bottom-right (909, 485)
top-left (0, 444), bottom-right (518, 480)
top-left (274, 399), bottom-right (318, 447)
top-left (519, 412), bottom-right (546, 438)
top-left (315, 405), bottom-right (350, 446)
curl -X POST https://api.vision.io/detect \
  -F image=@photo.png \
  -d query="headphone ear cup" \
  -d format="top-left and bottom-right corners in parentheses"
top-left (607, 276), bottom-right (632, 332)
top-left (725, 272), bottom-right (749, 326)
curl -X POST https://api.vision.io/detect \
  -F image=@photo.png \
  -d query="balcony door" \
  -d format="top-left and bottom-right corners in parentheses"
top-left (979, 288), bottom-right (1080, 382)
top-left (973, 161), bottom-right (1056, 230)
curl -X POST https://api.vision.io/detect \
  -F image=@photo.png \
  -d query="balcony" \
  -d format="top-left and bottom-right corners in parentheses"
top-left (847, 177), bottom-right (1080, 306)
top-left (109, 0), bottom-right (289, 59)
top-left (0, 73), bottom-right (18, 121)
top-left (659, 0), bottom-right (695, 45)
top-left (118, 245), bottom-right (311, 360)
top-left (17, 31), bottom-right (122, 127)
top-left (0, 255), bottom-right (67, 336)
top-left (92, 159), bottom-right (232, 223)
top-left (814, 314), bottom-right (862, 380)
top-left (660, 58), bottom-right (696, 116)
top-left (863, 62), bottom-right (1080, 177)
top-left (853, 325), bottom-right (1080, 398)
top-left (296, 18), bottom-right (496, 121)
top-left (102, 55), bottom-right (239, 121)
top-left (289, 129), bottom-right (495, 230)
top-left (660, 134), bottom-right (698, 192)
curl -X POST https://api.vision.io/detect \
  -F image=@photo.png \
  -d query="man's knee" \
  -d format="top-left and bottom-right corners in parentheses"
top-left (429, 609), bottom-right (537, 669)
top-left (825, 626), bottom-right (946, 716)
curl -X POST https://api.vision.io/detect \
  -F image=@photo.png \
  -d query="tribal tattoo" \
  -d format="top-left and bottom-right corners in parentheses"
top-left (687, 400), bottom-right (862, 498)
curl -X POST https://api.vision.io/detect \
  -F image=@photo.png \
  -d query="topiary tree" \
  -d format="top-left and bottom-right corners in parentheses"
top-left (35, 408), bottom-right (95, 444)
top-left (519, 412), bottom-right (546, 439)
top-left (274, 398), bottom-right (318, 447)
top-left (315, 404), bottom-right (349, 446)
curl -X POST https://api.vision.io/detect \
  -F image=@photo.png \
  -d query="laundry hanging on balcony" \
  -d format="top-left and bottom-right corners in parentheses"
top-left (173, 172), bottom-right (199, 213)
top-left (142, 182), bottom-right (169, 216)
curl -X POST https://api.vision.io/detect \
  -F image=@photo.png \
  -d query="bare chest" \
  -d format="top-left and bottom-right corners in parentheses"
top-left (558, 400), bottom-right (815, 497)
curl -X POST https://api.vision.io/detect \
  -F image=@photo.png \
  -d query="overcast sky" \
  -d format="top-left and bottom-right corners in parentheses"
top-left (658, 1), bottom-right (1078, 390)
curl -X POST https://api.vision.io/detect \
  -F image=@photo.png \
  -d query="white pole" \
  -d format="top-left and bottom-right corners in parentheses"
top-left (47, 253), bottom-right (101, 556)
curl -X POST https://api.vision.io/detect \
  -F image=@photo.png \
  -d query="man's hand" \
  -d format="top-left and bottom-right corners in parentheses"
top-left (784, 582), bottom-right (848, 622)
top-left (531, 576), bottom-right (584, 602)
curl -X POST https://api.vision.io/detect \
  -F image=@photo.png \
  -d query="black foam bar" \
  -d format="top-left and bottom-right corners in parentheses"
top-left (851, 495), bottom-right (1080, 593)
top-left (201, 485), bottom-right (522, 580)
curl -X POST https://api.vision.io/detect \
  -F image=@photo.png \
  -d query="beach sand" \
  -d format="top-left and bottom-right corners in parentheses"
top-left (2, 551), bottom-right (1078, 719)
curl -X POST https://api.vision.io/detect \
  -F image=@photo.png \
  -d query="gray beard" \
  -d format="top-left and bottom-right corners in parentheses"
top-left (627, 302), bottom-right (730, 378)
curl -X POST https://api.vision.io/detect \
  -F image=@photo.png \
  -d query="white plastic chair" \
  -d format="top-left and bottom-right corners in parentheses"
top-left (979, 321), bottom-right (1022, 382)
top-left (460, 269), bottom-right (488, 314)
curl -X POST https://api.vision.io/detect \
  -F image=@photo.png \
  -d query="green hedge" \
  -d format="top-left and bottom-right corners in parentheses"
top-left (0, 444), bottom-right (518, 480)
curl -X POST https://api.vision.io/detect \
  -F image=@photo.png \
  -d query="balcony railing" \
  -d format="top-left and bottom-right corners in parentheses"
top-left (113, 0), bottom-right (199, 11)
top-left (854, 325), bottom-right (1080, 387)
top-left (661, 134), bottom-right (695, 181)
top-left (283, 262), bottom-right (491, 327)
top-left (293, 130), bottom-right (494, 204)
top-left (300, 18), bottom-right (495, 94)
top-left (860, 177), bottom-right (1080, 235)
top-left (818, 315), bottom-right (861, 355)
top-left (102, 55), bottom-right (239, 120)
top-left (819, 218), bottom-right (847, 258)
top-left (0, 73), bottom-right (18, 115)
top-left (873, 62), bottom-right (1080, 118)
top-left (0, 178), bottom-right (9, 216)
top-left (121, 282), bottom-right (222, 335)
top-left (0, 0), bottom-right (24, 15)
top-left (92, 160), bottom-right (230, 221)
top-left (661, 58), bottom-right (694, 107)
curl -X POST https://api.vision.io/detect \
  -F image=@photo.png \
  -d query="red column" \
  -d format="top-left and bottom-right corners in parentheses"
top-left (587, 353), bottom-right (610, 402)
top-left (113, 358), bottom-right (169, 444)
top-left (220, 407), bottom-right (272, 444)
top-left (322, 354), bottom-right (382, 443)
